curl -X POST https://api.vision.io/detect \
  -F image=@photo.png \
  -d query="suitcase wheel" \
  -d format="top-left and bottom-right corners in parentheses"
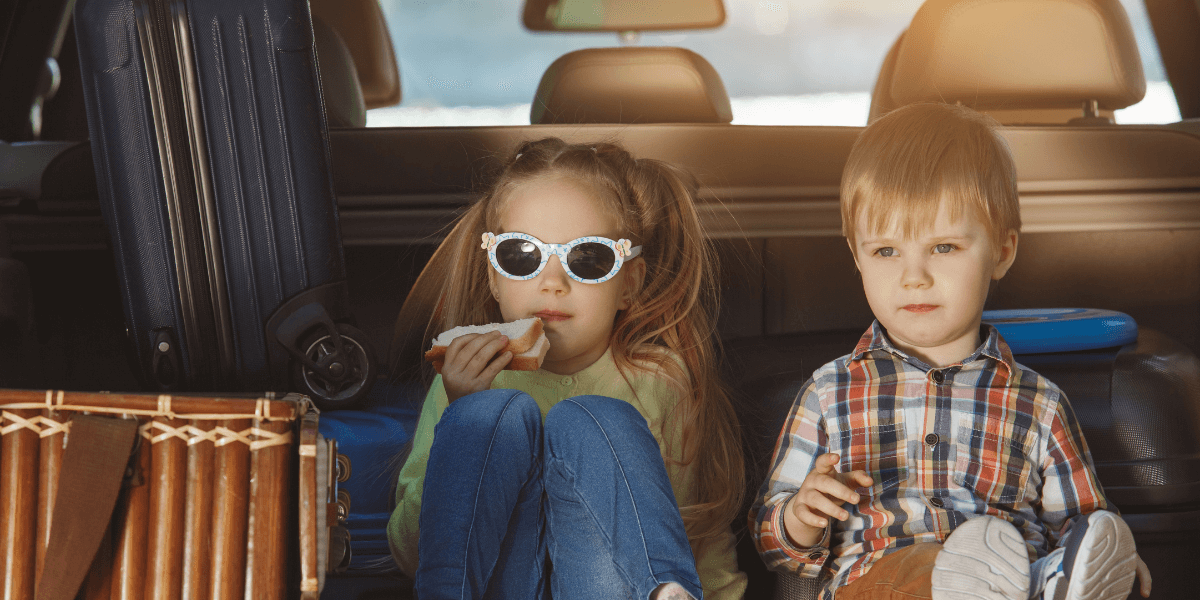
top-left (293, 323), bottom-right (376, 410)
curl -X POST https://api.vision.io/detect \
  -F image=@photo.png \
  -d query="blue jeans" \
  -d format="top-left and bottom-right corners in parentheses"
top-left (415, 390), bottom-right (703, 600)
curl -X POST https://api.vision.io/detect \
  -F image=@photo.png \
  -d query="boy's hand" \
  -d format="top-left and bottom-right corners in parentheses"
top-left (1134, 553), bottom-right (1151, 597)
top-left (442, 331), bottom-right (512, 403)
top-left (782, 453), bottom-right (873, 549)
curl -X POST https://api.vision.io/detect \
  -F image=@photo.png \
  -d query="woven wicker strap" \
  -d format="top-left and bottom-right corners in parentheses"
top-left (0, 412), bottom-right (293, 451)
top-left (35, 415), bottom-right (139, 600)
top-left (0, 411), bottom-right (70, 437)
top-left (138, 420), bottom-right (293, 450)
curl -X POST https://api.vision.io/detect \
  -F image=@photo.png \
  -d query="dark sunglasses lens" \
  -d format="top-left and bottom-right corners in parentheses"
top-left (566, 243), bottom-right (616, 281)
top-left (496, 239), bottom-right (541, 276)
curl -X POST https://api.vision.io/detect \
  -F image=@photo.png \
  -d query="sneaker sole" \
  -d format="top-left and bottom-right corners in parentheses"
top-left (1064, 512), bottom-right (1138, 600)
top-left (932, 517), bottom-right (1030, 600)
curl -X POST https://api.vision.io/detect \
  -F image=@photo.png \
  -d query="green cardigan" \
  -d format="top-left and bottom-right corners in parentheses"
top-left (387, 348), bottom-right (746, 599)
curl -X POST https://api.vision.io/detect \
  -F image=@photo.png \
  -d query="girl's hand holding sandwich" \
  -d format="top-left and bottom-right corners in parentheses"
top-left (442, 331), bottom-right (512, 402)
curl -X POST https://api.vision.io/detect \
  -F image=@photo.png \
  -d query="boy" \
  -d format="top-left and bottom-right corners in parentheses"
top-left (749, 103), bottom-right (1151, 600)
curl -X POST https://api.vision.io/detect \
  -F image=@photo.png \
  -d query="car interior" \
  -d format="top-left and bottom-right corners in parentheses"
top-left (3, 0), bottom-right (1200, 598)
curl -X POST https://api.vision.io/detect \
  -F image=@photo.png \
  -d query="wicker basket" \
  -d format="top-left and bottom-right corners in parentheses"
top-left (0, 389), bottom-right (334, 600)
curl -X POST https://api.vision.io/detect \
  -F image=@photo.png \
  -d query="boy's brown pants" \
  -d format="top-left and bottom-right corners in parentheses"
top-left (834, 543), bottom-right (941, 600)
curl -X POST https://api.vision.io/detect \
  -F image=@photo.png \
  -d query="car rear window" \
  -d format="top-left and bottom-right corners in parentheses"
top-left (368, 0), bottom-right (1180, 127)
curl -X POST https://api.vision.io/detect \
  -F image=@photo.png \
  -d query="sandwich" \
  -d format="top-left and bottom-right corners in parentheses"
top-left (424, 317), bottom-right (549, 373)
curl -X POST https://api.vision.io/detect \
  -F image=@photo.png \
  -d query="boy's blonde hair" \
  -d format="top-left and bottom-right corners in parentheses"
top-left (392, 138), bottom-right (743, 542)
top-left (841, 102), bottom-right (1021, 250)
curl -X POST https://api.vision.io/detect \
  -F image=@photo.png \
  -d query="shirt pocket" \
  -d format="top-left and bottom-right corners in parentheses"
top-left (952, 417), bottom-right (1035, 504)
top-left (836, 422), bottom-right (908, 494)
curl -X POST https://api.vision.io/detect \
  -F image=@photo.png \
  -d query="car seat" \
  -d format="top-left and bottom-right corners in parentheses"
top-left (312, 17), bottom-right (367, 128)
top-left (530, 46), bottom-right (733, 124)
top-left (311, 0), bottom-right (400, 112)
top-left (310, 0), bottom-right (402, 127)
top-left (868, 0), bottom-right (1145, 124)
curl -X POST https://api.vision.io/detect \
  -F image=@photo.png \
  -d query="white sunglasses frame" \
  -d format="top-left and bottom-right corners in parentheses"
top-left (482, 231), bottom-right (642, 284)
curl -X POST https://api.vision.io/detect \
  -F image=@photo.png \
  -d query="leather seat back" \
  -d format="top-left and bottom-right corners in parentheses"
top-left (870, 0), bottom-right (1146, 124)
top-left (313, 17), bottom-right (367, 128)
top-left (530, 46), bottom-right (733, 124)
top-left (311, 0), bottom-right (400, 110)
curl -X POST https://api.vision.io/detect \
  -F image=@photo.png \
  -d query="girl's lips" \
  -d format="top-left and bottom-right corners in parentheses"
top-left (535, 310), bottom-right (571, 322)
top-left (902, 304), bottom-right (938, 313)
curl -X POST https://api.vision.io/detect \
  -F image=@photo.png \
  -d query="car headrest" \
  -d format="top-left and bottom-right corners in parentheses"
top-left (313, 17), bottom-right (366, 128)
top-left (531, 47), bottom-right (733, 124)
top-left (872, 0), bottom-right (1146, 124)
top-left (311, 0), bottom-right (401, 110)
top-left (868, 32), bottom-right (906, 123)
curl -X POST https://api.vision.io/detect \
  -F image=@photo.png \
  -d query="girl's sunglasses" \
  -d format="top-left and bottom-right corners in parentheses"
top-left (482, 232), bottom-right (642, 284)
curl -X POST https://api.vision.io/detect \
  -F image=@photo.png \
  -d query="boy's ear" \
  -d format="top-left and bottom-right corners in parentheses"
top-left (619, 257), bottom-right (647, 310)
top-left (991, 229), bottom-right (1019, 280)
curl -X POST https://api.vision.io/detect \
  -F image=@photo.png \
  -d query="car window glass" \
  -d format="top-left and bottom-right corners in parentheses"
top-left (368, 0), bottom-right (1180, 127)
top-left (1112, 0), bottom-right (1180, 124)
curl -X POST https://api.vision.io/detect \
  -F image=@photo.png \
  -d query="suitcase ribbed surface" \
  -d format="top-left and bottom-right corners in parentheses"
top-left (187, 0), bottom-right (344, 384)
top-left (75, 0), bottom-right (347, 393)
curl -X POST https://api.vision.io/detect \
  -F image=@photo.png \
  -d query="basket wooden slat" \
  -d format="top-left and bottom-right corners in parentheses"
top-left (245, 420), bottom-right (291, 600)
top-left (211, 418), bottom-right (251, 600)
top-left (298, 413), bottom-right (320, 599)
top-left (113, 440), bottom-right (151, 600)
top-left (1, 408), bottom-right (40, 600)
top-left (35, 409), bottom-right (65, 587)
top-left (181, 420), bottom-right (214, 600)
top-left (146, 418), bottom-right (187, 600)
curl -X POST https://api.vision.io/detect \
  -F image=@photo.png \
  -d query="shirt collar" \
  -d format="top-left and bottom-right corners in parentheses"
top-left (850, 320), bottom-right (893, 361)
top-left (851, 320), bottom-right (1015, 378)
top-left (516, 346), bottom-right (615, 388)
top-left (564, 346), bottom-right (615, 387)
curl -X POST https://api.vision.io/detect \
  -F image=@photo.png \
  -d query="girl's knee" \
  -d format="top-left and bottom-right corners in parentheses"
top-left (545, 395), bottom-right (649, 445)
top-left (439, 389), bottom-right (541, 438)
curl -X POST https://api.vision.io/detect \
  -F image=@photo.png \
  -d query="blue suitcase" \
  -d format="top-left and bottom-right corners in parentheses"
top-left (74, 0), bottom-right (373, 408)
top-left (317, 381), bottom-right (425, 597)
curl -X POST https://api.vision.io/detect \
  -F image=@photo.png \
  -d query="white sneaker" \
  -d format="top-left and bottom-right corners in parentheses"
top-left (1057, 510), bottom-right (1138, 600)
top-left (931, 516), bottom-right (1031, 600)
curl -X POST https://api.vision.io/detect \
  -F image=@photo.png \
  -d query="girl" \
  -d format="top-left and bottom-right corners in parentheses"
top-left (387, 138), bottom-right (745, 600)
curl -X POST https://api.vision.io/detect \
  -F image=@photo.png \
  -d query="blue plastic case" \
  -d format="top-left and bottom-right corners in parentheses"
top-left (982, 308), bottom-right (1137, 354)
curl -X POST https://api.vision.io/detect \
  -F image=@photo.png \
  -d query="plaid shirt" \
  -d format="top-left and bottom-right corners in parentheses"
top-left (749, 321), bottom-right (1108, 598)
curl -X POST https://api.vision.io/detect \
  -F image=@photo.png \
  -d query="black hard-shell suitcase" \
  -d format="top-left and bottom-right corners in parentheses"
top-left (726, 315), bottom-right (1200, 600)
top-left (74, 0), bottom-right (374, 407)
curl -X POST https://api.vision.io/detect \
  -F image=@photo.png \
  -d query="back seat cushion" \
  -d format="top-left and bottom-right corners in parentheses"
top-left (322, 123), bottom-right (1200, 360)
top-left (877, 0), bottom-right (1145, 123)
top-left (310, 0), bottom-right (401, 109)
top-left (867, 32), bottom-right (905, 123)
top-left (530, 47), bottom-right (733, 124)
top-left (313, 17), bottom-right (367, 128)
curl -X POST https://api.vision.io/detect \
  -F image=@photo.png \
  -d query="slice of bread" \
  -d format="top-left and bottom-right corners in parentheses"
top-left (424, 317), bottom-right (548, 372)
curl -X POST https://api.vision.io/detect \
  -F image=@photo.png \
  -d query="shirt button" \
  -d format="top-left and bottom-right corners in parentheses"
top-left (562, 377), bottom-right (573, 386)
top-left (807, 551), bottom-right (823, 560)
top-left (932, 371), bottom-right (944, 384)
top-left (925, 433), bottom-right (939, 446)
top-left (930, 497), bottom-right (945, 508)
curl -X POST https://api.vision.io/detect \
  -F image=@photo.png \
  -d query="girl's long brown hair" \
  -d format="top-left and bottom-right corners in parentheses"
top-left (391, 138), bottom-right (743, 541)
